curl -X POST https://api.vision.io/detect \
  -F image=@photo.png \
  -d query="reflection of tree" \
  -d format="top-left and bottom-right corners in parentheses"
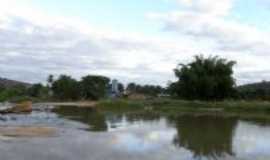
top-left (169, 115), bottom-right (237, 159)
top-left (53, 106), bottom-right (107, 132)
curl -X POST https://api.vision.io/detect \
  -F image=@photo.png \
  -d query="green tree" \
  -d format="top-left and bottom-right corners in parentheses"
top-left (118, 83), bottom-right (125, 93)
top-left (136, 85), bottom-right (164, 96)
top-left (127, 83), bottom-right (136, 93)
top-left (27, 83), bottom-right (43, 97)
top-left (52, 75), bottom-right (80, 100)
top-left (27, 83), bottom-right (50, 99)
top-left (80, 75), bottom-right (110, 100)
top-left (172, 55), bottom-right (236, 100)
top-left (126, 82), bottom-right (164, 96)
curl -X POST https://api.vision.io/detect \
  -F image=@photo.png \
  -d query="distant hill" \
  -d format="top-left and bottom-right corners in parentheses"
top-left (0, 77), bottom-right (32, 88)
top-left (237, 81), bottom-right (270, 99)
top-left (237, 81), bottom-right (270, 91)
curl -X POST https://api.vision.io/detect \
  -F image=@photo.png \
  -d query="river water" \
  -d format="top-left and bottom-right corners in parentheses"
top-left (0, 104), bottom-right (270, 160)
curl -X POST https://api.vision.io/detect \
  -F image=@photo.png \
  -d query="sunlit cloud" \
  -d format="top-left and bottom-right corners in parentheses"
top-left (0, 0), bottom-right (269, 85)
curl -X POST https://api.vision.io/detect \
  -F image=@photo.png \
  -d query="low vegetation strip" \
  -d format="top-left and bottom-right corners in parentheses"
top-left (98, 99), bottom-right (270, 113)
top-left (40, 101), bottom-right (97, 108)
top-left (3, 55), bottom-right (270, 116)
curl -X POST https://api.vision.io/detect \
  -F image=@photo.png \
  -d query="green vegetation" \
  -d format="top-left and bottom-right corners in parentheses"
top-left (169, 55), bottom-right (236, 100)
top-left (51, 75), bottom-right (80, 100)
top-left (126, 83), bottom-right (165, 96)
top-left (50, 74), bottom-right (112, 101)
top-left (2, 54), bottom-right (270, 116)
top-left (0, 85), bottom-right (29, 102)
top-left (0, 74), bottom-right (112, 102)
top-left (98, 99), bottom-right (144, 110)
top-left (98, 98), bottom-right (270, 115)
top-left (237, 81), bottom-right (270, 100)
top-left (27, 83), bottom-right (50, 99)
top-left (80, 75), bottom-right (110, 100)
top-left (156, 99), bottom-right (270, 113)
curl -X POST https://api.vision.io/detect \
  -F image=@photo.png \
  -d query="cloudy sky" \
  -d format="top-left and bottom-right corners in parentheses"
top-left (0, 0), bottom-right (269, 85)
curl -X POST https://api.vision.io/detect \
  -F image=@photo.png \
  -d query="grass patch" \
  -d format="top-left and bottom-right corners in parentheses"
top-left (147, 99), bottom-right (270, 111)
top-left (97, 98), bottom-right (270, 115)
top-left (97, 99), bottom-right (144, 112)
top-left (44, 98), bottom-right (270, 121)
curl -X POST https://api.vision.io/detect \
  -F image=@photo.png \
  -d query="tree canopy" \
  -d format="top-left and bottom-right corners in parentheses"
top-left (171, 55), bottom-right (236, 100)
top-left (50, 75), bottom-right (111, 100)
top-left (52, 75), bottom-right (80, 100)
top-left (80, 75), bottom-right (110, 100)
top-left (127, 82), bottom-right (165, 96)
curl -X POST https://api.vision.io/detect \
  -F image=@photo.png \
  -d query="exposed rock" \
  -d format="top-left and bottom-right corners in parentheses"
top-left (0, 101), bottom-right (32, 114)
top-left (0, 126), bottom-right (57, 138)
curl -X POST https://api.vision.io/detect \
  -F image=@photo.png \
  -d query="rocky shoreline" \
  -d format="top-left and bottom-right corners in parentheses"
top-left (0, 101), bottom-right (32, 114)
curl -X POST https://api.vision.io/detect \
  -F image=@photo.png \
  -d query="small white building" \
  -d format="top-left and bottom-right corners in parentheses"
top-left (111, 79), bottom-right (119, 94)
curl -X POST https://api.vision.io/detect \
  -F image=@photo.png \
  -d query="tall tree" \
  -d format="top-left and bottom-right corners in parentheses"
top-left (27, 83), bottom-right (49, 98)
top-left (118, 83), bottom-right (125, 93)
top-left (27, 83), bottom-right (43, 97)
top-left (52, 75), bottom-right (80, 100)
top-left (80, 75), bottom-right (110, 100)
top-left (172, 55), bottom-right (236, 100)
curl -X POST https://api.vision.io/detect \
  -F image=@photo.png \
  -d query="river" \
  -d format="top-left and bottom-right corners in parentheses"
top-left (0, 104), bottom-right (269, 160)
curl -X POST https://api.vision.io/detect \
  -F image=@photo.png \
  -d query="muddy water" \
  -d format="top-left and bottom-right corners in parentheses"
top-left (0, 104), bottom-right (270, 160)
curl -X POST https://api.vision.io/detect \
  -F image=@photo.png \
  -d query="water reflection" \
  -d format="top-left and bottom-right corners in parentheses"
top-left (53, 106), bottom-right (163, 132)
top-left (168, 115), bottom-right (237, 159)
top-left (53, 107), bottom-right (239, 159)
top-left (52, 106), bottom-right (107, 131)
top-left (13, 106), bottom-right (268, 160)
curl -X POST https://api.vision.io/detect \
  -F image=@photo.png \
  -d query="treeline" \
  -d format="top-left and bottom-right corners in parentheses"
top-left (126, 83), bottom-right (166, 97)
top-left (0, 75), bottom-right (111, 102)
top-left (39, 75), bottom-right (110, 101)
top-left (0, 74), bottom-right (166, 102)
top-left (2, 54), bottom-right (270, 102)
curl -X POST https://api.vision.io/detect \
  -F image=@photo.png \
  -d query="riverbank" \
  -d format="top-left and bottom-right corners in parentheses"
top-left (31, 98), bottom-right (270, 119)
top-left (36, 101), bottom-right (97, 108)
top-left (97, 98), bottom-right (270, 114)
top-left (36, 99), bottom-right (270, 112)
top-left (95, 99), bottom-right (270, 121)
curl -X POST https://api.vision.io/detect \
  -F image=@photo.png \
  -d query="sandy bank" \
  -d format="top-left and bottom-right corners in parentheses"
top-left (0, 126), bottom-right (57, 138)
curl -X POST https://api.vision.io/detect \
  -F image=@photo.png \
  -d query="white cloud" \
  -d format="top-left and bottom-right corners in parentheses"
top-left (0, 1), bottom-right (185, 85)
top-left (149, 0), bottom-right (270, 84)
top-left (0, 0), bottom-right (269, 86)
top-left (176, 0), bottom-right (234, 17)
